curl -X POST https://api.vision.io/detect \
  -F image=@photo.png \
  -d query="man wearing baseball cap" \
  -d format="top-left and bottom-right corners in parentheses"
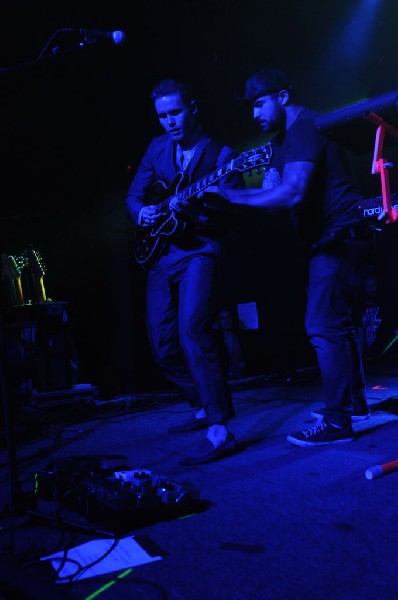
top-left (236, 68), bottom-right (295, 102)
top-left (214, 67), bottom-right (375, 446)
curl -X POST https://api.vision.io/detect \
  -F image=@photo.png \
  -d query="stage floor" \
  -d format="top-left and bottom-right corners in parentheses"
top-left (1, 356), bottom-right (398, 600)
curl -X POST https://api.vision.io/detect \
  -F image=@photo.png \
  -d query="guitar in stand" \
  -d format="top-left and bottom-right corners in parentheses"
top-left (133, 143), bottom-right (273, 269)
top-left (24, 248), bottom-right (47, 303)
top-left (1, 254), bottom-right (25, 306)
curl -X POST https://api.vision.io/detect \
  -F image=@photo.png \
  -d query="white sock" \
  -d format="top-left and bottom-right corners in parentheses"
top-left (195, 408), bottom-right (206, 419)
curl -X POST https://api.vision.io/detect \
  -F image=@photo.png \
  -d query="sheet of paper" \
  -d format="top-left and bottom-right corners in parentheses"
top-left (237, 302), bottom-right (259, 330)
top-left (41, 536), bottom-right (162, 582)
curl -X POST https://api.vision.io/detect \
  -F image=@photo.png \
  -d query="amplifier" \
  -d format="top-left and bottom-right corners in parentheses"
top-left (3, 301), bottom-right (76, 393)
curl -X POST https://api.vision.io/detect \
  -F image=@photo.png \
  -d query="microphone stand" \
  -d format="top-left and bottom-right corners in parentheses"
top-left (0, 27), bottom-right (126, 73)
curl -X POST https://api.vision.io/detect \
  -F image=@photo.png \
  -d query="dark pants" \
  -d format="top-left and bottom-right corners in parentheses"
top-left (305, 238), bottom-right (374, 427)
top-left (146, 243), bottom-right (233, 426)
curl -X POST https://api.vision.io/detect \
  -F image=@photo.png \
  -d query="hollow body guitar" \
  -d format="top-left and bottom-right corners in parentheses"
top-left (133, 143), bottom-right (272, 269)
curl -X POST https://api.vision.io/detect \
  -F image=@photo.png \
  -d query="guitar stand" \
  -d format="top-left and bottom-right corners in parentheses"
top-left (366, 111), bottom-right (398, 224)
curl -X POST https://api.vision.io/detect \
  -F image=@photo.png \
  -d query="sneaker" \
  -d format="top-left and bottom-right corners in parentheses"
top-left (287, 420), bottom-right (355, 447)
top-left (311, 408), bottom-right (370, 422)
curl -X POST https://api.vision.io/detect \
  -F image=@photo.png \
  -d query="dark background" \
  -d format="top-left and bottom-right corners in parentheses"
top-left (1, 0), bottom-right (398, 398)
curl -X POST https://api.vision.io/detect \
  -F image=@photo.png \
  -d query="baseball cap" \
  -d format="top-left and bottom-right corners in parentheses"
top-left (235, 68), bottom-right (294, 102)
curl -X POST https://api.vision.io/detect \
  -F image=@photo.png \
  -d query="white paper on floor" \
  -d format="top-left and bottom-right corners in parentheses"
top-left (41, 536), bottom-right (162, 582)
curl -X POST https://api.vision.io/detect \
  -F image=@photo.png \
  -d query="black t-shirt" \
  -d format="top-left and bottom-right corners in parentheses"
top-left (270, 108), bottom-right (365, 246)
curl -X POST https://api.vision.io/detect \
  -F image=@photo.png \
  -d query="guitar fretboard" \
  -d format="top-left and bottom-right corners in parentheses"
top-left (178, 163), bottom-right (234, 202)
top-left (175, 145), bottom-right (272, 204)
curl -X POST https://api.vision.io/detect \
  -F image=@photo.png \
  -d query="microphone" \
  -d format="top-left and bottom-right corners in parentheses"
top-left (78, 29), bottom-right (127, 45)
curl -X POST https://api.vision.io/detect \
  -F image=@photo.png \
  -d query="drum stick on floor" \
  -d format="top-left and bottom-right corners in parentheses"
top-left (365, 458), bottom-right (398, 480)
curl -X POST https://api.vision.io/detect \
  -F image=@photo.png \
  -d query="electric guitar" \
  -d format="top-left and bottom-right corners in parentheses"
top-left (24, 247), bottom-right (47, 302)
top-left (134, 143), bottom-right (273, 269)
top-left (1, 254), bottom-right (26, 305)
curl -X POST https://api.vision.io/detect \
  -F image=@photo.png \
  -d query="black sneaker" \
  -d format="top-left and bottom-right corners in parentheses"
top-left (311, 408), bottom-right (370, 422)
top-left (287, 420), bottom-right (355, 447)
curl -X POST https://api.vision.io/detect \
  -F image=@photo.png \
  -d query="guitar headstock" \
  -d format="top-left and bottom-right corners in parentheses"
top-left (233, 143), bottom-right (273, 174)
top-left (1, 254), bottom-right (25, 279)
top-left (24, 247), bottom-right (46, 278)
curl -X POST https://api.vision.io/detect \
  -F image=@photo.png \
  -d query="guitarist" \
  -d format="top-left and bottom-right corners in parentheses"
top-left (125, 79), bottom-right (245, 466)
top-left (214, 68), bottom-right (377, 447)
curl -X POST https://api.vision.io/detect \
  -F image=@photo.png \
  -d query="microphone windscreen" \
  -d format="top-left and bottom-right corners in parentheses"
top-left (112, 30), bottom-right (127, 45)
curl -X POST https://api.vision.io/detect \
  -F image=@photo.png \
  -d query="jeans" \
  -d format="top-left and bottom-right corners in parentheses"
top-left (146, 243), bottom-right (233, 426)
top-left (305, 238), bottom-right (374, 427)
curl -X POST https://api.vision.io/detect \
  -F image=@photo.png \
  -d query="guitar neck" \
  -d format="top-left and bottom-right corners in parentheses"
top-left (157, 164), bottom-right (232, 213)
top-left (156, 143), bottom-right (272, 212)
top-left (15, 277), bottom-right (24, 305)
top-left (177, 162), bottom-right (234, 203)
top-left (35, 276), bottom-right (47, 302)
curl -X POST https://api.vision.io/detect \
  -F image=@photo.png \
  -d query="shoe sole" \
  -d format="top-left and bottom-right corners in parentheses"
top-left (287, 434), bottom-right (355, 447)
top-left (179, 446), bottom-right (236, 465)
top-left (179, 436), bottom-right (237, 465)
top-left (168, 419), bottom-right (208, 433)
